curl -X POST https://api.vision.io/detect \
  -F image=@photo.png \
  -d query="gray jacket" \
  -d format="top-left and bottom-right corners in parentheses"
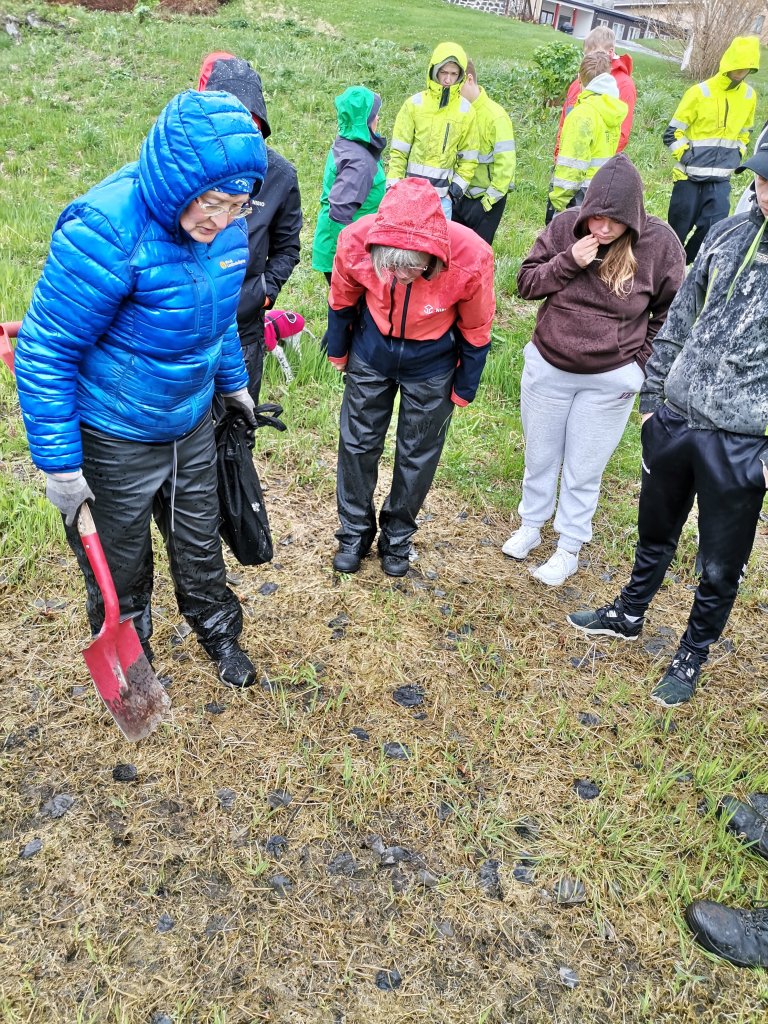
top-left (640, 207), bottom-right (768, 438)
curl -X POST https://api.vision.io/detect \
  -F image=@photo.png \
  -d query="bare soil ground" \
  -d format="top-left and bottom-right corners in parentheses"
top-left (1, 454), bottom-right (767, 1022)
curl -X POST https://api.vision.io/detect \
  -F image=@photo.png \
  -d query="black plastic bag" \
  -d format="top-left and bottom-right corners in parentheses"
top-left (214, 405), bottom-right (286, 566)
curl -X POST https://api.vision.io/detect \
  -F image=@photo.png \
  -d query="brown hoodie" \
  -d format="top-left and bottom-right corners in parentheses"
top-left (518, 155), bottom-right (685, 374)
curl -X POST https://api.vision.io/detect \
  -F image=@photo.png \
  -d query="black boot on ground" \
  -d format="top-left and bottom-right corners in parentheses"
top-left (333, 546), bottom-right (362, 573)
top-left (717, 796), bottom-right (768, 861)
top-left (685, 900), bottom-right (768, 967)
top-left (210, 641), bottom-right (257, 689)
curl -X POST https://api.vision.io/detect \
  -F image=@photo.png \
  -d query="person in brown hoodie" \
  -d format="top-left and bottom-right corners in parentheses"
top-left (503, 154), bottom-right (685, 586)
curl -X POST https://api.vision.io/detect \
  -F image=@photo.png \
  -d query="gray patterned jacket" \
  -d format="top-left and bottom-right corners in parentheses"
top-left (640, 207), bottom-right (768, 439)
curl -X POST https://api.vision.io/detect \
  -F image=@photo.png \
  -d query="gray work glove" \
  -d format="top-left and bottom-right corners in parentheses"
top-left (45, 470), bottom-right (95, 527)
top-left (221, 387), bottom-right (257, 427)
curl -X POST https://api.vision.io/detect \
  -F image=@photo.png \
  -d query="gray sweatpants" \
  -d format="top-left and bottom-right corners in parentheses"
top-left (518, 342), bottom-right (645, 552)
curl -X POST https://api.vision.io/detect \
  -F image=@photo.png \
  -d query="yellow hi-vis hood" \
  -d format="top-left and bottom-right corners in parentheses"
top-left (427, 41), bottom-right (468, 99)
top-left (718, 36), bottom-right (760, 77)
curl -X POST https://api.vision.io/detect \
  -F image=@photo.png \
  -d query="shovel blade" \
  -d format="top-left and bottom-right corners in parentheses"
top-left (82, 618), bottom-right (171, 742)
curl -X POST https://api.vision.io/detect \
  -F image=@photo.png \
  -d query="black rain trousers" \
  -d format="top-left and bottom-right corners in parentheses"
top-left (620, 406), bottom-right (767, 658)
top-left (336, 351), bottom-right (454, 558)
top-left (64, 416), bottom-right (242, 658)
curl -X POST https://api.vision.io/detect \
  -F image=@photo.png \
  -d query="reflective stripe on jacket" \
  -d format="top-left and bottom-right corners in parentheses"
top-left (662, 36), bottom-right (759, 183)
top-left (549, 91), bottom-right (627, 213)
top-left (387, 42), bottom-right (480, 197)
top-left (464, 88), bottom-right (516, 208)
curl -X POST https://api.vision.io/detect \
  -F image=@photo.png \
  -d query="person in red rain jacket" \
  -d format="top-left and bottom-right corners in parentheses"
top-left (554, 27), bottom-right (636, 160)
top-left (325, 178), bottom-right (495, 577)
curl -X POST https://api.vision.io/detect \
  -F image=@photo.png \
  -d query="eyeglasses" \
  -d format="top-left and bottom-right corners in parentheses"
top-left (195, 197), bottom-right (253, 220)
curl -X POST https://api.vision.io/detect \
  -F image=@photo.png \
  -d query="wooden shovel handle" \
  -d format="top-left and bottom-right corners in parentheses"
top-left (77, 503), bottom-right (121, 631)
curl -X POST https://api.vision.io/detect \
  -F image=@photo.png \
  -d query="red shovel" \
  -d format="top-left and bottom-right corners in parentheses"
top-left (1, 321), bottom-right (171, 741)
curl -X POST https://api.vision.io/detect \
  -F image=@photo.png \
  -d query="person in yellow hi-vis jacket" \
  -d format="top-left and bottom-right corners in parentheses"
top-left (664, 35), bottom-right (759, 264)
top-left (388, 42), bottom-right (479, 221)
top-left (547, 52), bottom-right (627, 223)
top-left (452, 59), bottom-right (516, 245)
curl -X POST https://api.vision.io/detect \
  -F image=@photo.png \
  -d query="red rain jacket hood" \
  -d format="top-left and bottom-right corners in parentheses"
top-left (364, 178), bottom-right (451, 267)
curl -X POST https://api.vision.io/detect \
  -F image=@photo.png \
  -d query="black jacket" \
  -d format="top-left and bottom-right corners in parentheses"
top-left (203, 55), bottom-right (302, 348)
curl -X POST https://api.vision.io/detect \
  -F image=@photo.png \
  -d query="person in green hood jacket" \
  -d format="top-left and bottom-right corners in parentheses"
top-left (388, 42), bottom-right (480, 220)
top-left (548, 51), bottom-right (627, 221)
top-left (311, 86), bottom-right (386, 281)
top-left (664, 35), bottom-right (759, 263)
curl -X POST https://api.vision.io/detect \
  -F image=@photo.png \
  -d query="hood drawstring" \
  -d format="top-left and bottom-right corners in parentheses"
top-left (726, 216), bottom-right (767, 302)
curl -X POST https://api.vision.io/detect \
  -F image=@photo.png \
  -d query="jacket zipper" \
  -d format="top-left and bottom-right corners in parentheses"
top-left (442, 124), bottom-right (450, 153)
top-left (183, 264), bottom-right (201, 334)
top-left (400, 283), bottom-right (412, 337)
top-left (192, 248), bottom-right (217, 337)
top-left (387, 277), bottom-right (396, 338)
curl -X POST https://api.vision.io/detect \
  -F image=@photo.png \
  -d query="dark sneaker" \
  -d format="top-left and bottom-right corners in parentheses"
top-left (685, 900), bottom-right (768, 968)
top-left (215, 644), bottom-right (257, 689)
top-left (717, 796), bottom-right (768, 861)
top-left (567, 597), bottom-right (643, 640)
top-left (650, 648), bottom-right (703, 708)
top-left (333, 547), bottom-right (362, 573)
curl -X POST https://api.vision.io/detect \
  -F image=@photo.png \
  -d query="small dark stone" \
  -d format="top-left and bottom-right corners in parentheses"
top-left (719, 638), bottom-right (735, 653)
top-left (269, 873), bottom-right (293, 895)
top-left (573, 779), bottom-right (600, 800)
top-left (424, 570), bottom-right (438, 581)
top-left (266, 835), bottom-right (287, 858)
top-left (217, 788), bottom-right (237, 811)
top-left (41, 795), bottom-right (74, 819)
top-left (553, 877), bottom-right (587, 905)
top-left (112, 763), bottom-right (137, 783)
top-left (436, 920), bottom-right (455, 937)
top-left (438, 604), bottom-right (451, 616)
top-left (383, 742), bottom-right (411, 760)
top-left (665, 572), bottom-right (681, 584)
top-left (600, 572), bottom-right (614, 582)
top-left (204, 914), bottom-right (227, 936)
top-left (267, 789), bottom-right (292, 809)
top-left (70, 685), bottom-right (87, 697)
top-left (392, 684), bottom-right (424, 708)
top-left (457, 509), bottom-right (469, 520)
top-left (458, 623), bottom-right (473, 636)
top-left (330, 628), bottom-right (346, 641)
top-left (479, 538), bottom-right (494, 547)
top-left (514, 816), bottom-right (540, 840)
top-left (328, 852), bottom-right (357, 876)
top-left (157, 675), bottom-right (172, 690)
top-left (375, 968), bottom-right (402, 991)
top-left (380, 846), bottom-right (413, 866)
top-left (259, 582), bottom-right (278, 597)
top-left (311, 661), bottom-right (327, 677)
top-left (205, 701), bottom-right (226, 715)
top-left (570, 651), bottom-right (607, 670)
top-left (150, 1015), bottom-right (174, 1024)
top-left (349, 727), bottom-right (369, 742)
top-left (512, 864), bottom-right (535, 885)
top-left (170, 623), bottom-right (192, 646)
top-left (642, 636), bottom-right (672, 657)
top-left (156, 913), bottom-right (175, 933)
top-left (658, 716), bottom-right (678, 734)
top-left (412, 711), bottom-right (427, 721)
top-left (437, 801), bottom-right (454, 822)
top-left (417, 869), bottom-right (439, 887)
top-left (478, 859), bottom-right (502, 899)
top-left (434, 589), bottom-right (447, 598)
top-left (559, 966), bottom-right (579, 989)
top-left (674, 771), bottom-right (693, 783)
top-left (327, 614), bottom-right (350, 629)
top-left (578, 712), bottom-right (601, 727)
top-left (19, 838), bottom-right (42, 859)
top-left (363, 834), bottom-right (385, 855)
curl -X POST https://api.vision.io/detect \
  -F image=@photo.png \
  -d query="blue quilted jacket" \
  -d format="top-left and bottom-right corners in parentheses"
top-left (15, 90), bottom-right (267, 472)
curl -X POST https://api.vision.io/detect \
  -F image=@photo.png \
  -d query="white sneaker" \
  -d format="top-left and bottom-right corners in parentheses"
top-left (531, 548), bottom-right (579, 587)
top-left (502, 525), bottom-right (541, 560)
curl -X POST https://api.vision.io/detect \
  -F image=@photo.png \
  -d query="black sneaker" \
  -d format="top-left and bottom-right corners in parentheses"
top-left (650, 647), bottom-right (703, 707)
top-left (214, 643), bottom-right (257, 689)
top-left (685, 900), bottom-right (768, 968)
top-left (566, 597), bottom-right (643, 640)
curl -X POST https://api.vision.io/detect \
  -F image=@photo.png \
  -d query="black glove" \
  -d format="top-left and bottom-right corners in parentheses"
top-left (45, 470), bottom-right (95, 527)
top-left (448, 182), bottom-right (464, 205)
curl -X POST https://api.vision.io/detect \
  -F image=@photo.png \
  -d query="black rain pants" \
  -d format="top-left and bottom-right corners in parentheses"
top-left (620, 406), bottom-right (767, 659)
top-left (453, 194), bottom-right (507, 246)
top-left (336, 351), bottom-right (455, 558)
top-left (667, 178), bottom-right (730, 264)
top-left (64, 416), bottom-right (242, 658)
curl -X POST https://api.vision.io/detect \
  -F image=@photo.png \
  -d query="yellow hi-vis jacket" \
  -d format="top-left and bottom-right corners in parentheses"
top-left (387, 42), bottom-right (480, 198)
top-left (464, 87), bottom-right (516, 211)
top-left (549, 77), bottom-right (627, 213)
top-left (663, 36), bottom-right (759, 183)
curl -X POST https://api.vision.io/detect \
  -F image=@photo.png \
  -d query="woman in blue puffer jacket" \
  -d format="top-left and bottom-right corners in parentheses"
top-left (15, 90), bottom-right (268, 689)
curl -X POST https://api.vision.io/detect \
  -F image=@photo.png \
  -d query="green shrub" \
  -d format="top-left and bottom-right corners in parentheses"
top-left (532, 41), bottom-right (581, 105)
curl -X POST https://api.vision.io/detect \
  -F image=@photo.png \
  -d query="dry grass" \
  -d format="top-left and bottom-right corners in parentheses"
top-left (1, 456), bottom-right (767, 1023)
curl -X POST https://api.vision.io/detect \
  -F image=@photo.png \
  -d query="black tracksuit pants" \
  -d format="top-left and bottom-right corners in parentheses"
top-left (453, 194), bottom-right (507, 245)
top-left (667, 178), bottom-right (731, 264)
top-left (336, 350), bottom-right (455, 558)
top-left (620, 406), bottom-right (767, 659)
top-left (64, 416), bottom-right (242, 658)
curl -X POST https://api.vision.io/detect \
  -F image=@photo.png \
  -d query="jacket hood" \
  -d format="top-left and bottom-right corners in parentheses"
top-left (611, 53), bottom-right (633, 77)
top-left (575, 153), bottom-right (646, 243)
top-left (583, 72), bottom-right (619, 98)
top-left (335, 86), bottom-right (381, 145)
top-left (198, 52), bottom-right (272, 138)
top-left (427, 41), bottom-right (468, 107)
top-left (578, 87), bottom-right (627, 130)
top-left (718, 35), bottom-right (760, 76)
top-left (138, 90), bottom-right (268, 235)
top-left (364, 178), bottom-right (450, 266)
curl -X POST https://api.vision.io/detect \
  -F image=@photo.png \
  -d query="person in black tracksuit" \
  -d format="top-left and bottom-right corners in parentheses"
top-left (568, 142), bottom-right (768, 708)
top-left (200, 54), bottom-right (302, 404)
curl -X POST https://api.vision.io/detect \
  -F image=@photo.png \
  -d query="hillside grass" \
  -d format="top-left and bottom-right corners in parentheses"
top-left (0, 3), bottom-right (767, 1023)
